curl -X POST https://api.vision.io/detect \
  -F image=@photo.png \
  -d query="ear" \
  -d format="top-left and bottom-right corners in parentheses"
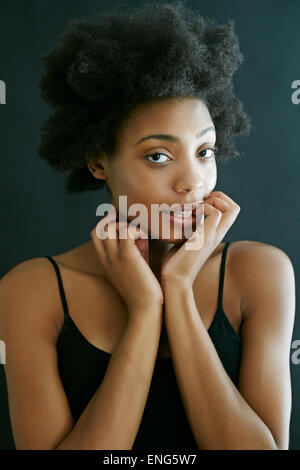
top-left (87, 154), bottom-right (109, 182)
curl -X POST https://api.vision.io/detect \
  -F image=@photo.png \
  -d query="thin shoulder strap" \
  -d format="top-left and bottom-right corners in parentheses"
top-left (44, 256), bottom-right (69, 320)
top-left (217, 242), bottom-right (231, 311)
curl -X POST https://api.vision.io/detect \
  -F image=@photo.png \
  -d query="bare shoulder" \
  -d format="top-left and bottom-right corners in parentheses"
top-left (228, 239), bottom-right (292, 258)
top-left (0, 256), bottom-right (64, 340)
top-left (228, 240), bottom-right (295, 318)
top-left (1, 256), bottom-right (55, 281)
top-left (228, 239), bottom-right (294, 274)
top-left (1, 256), bottom-right (60, 298)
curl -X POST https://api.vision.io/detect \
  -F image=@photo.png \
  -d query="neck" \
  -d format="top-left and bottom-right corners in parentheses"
top-left (148, 238), bottom-right (174, 273)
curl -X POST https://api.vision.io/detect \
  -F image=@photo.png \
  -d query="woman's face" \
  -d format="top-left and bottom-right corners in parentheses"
top-left (91, 97), bottom-right (217, 243)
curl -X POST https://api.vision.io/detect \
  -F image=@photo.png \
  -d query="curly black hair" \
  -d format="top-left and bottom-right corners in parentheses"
top-left (37, 0), bottom-right (252, 194)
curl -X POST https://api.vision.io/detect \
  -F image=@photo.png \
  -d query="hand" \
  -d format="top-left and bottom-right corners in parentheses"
top-left (90, 210), bottom-right (164, 316)
top-left (161, 191), bottom-right (241, 287)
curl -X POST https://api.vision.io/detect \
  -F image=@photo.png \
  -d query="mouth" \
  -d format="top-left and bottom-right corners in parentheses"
top-left (160, 201), bottom-right (203, 217)
top-left (160, 203), bottom-right (204, 230)
top-left (160, 212), bottom-right (203, 234)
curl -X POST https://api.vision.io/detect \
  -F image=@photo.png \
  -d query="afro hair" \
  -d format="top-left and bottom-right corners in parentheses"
top-left (37, 0), bottom-right (252, 193)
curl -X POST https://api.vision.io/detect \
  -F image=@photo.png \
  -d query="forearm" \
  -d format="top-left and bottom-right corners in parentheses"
top-left (56, 306), bottom-right (163, 450)
top-left (163, 281), bottom-right (277, 450)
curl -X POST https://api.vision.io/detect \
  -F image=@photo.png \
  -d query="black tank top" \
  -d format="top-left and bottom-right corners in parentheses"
top-left (0, 241), bottom-right (241, 450)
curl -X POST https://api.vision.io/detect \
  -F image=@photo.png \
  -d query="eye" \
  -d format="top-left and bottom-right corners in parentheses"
top-left (197, 146), bottom-right (218, 159)
top-left (145, 146), bottom-right (218, 165)
top-left (145, 153), bottom-right (170, 164)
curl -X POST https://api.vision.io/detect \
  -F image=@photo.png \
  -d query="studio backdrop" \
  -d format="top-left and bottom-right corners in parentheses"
top-left (0, 0), bottom-right (299, 450)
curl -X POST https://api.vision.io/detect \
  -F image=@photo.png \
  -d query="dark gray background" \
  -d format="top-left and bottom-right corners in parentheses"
top-left (0, 0), bottom-right (299, 449)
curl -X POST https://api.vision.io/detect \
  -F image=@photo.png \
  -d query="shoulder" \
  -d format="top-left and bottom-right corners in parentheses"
top-left (228, 240), bottom-right (295, 320)
top-left (0, 257), bottom-right (62, 341)
top-left (1, 256), bottom-right (58, 289)
top-left (228, 239), bottom-right (294, 278)
top-left (228, 239), bottom-right (294, 274)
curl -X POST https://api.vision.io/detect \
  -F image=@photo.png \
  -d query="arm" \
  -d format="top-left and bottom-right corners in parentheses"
top-left (57, 309), bottom-right (163, 450)
top-left (0, 259), bottom-right (163, 450)
top-left (162, 243), bottom-right (295, 450)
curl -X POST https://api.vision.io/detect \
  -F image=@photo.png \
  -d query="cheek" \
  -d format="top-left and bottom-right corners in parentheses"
top-left (109, 172), bottom-right (136, 196)
top-left (207, 178), bottom-right (216, 193)
top-left (205, 164), bottom-right (217, 190)
top-left (128, 174), bottom-right (162, 201)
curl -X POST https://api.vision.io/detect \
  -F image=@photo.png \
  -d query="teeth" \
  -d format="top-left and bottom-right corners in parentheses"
top-left (172, 210), bottom-right (193, 217)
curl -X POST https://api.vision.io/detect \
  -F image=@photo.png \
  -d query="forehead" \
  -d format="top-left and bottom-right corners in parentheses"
top-left (119, 97), bottom-right (213, 143)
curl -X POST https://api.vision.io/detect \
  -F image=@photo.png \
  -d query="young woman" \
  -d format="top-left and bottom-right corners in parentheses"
top-left (0, 1), bottom-right (295, 450)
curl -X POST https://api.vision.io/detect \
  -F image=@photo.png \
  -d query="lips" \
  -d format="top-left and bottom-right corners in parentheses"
top-left (161, 201), bottom-right (203, 215)
top-left (163, 211), bottom-right (196, 228)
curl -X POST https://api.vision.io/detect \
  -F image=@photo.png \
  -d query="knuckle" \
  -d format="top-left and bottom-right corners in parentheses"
top-left (214, 207), bottom-right (222, 217)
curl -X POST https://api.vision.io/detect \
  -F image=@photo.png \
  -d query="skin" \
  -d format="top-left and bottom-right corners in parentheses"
top-left (87, 97), bottom-right (217, 276)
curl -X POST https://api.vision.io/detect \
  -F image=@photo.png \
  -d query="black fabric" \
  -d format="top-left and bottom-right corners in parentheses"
top-left (47, 241), bottom-right (241, 449)
top-left (1, 241), bottom-right (241, 449)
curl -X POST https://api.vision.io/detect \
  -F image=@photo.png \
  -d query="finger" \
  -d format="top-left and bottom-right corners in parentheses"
top-left (119, 224), bottom-right (149, 260)
top-left (189, 202), bottom-right (220, 245)
top-left (204, 198), bottom-right (240, 242)
top-left (90, 224), bottom-right (109, 264)
top-left (102, 220), bottom-right (144, 260)
top-left (95, 211), bottom-right (117, 240)
top-left (205, 196), bottom-right (231, 213)
top-left (102, 221), bottom-right (125, 261)
top-left (206, 191), bottom-right (240, 210)
top-left (206, 196), bottom-right (240, 227)
top-left (203, 201), bottom-right (223, 228)
top-left (185, 202), bottom-right (222, 250)
top-left (92, 212), bottom-right (118, 262)
top-left (212, 197), bottom-right (240, 234)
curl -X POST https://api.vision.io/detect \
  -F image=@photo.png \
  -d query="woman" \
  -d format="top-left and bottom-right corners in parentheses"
top-left (0, 1), bottom-right (295, 450)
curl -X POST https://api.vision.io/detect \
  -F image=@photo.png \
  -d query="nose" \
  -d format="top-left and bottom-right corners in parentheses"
top-left (174, 158), bottom-right (205, 193)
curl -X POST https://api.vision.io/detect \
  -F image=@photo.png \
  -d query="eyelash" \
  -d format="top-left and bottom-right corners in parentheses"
top-left (145, 146), bottom-right (218, 165)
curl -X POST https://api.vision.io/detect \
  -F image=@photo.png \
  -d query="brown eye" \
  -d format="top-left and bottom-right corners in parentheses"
top-left (145, 152), bottom-right (170, 164)
top-left (198, 146), bottom-right (218, 159)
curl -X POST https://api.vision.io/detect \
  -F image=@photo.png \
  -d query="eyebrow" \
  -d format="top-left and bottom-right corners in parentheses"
top-left (135, 126), bottom-right (216, 146)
